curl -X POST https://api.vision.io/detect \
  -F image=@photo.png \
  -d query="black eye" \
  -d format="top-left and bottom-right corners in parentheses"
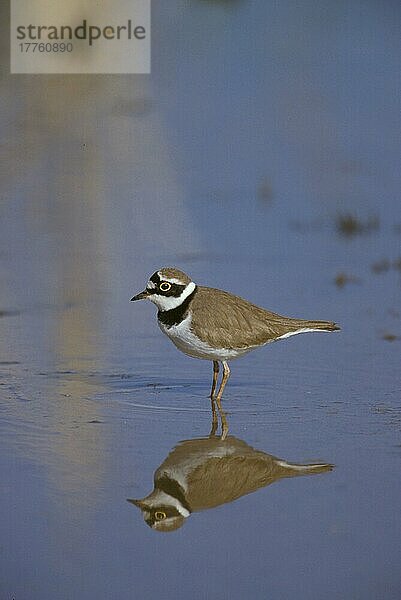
top-left (159, 282), bottom-right (171, 292)
top-left (155, 511), bottom-right (166, 521)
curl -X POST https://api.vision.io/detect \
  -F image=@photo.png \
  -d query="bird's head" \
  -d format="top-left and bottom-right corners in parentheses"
top-left (130, 267), bottom-right (196, 311)
top-left (127, 496), bottom-right (187, 532)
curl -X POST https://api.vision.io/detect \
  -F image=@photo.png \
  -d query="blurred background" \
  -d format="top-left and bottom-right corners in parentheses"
top-left (1, 1), bottom-right (400, 599)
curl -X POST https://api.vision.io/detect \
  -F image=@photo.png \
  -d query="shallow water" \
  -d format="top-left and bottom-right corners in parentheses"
top-left (1, 2), bottom-right (401, 599)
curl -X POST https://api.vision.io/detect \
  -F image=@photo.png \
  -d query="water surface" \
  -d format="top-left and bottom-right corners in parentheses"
top-left (1, 2), bottom-right (401, 599)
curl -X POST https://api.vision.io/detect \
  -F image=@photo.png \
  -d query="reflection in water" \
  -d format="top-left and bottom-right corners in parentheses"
top-left (128, 420), bottom-right (333, 532)
top-left (1, 7), bottom-right (199, 505)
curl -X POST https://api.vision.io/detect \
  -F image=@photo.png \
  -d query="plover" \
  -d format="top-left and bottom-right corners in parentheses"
top-left (128, 434), bottom-right (333, 532)
top-left (131, 267), bottom-right (340, 427)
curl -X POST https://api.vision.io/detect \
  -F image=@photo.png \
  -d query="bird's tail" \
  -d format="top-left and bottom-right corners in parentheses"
top-left (276, 459), bottom-right (334, 476)
top-left (299, 319), bottom-right (340, 332)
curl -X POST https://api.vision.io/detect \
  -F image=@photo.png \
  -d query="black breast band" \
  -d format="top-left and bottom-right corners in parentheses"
top-left (156, 475), bottom-right (192, 513)
top-left (158, 286), bottom-right (198, 328)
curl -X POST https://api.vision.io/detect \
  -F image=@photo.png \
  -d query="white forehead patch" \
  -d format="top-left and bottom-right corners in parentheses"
top-left (146, 280), bottom-right (156, 290)
top-left (157, 271), bottom-right (186, 285)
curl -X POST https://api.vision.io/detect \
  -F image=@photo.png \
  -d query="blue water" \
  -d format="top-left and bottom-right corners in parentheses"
top-left (1, 1), bottom-right (401, 598)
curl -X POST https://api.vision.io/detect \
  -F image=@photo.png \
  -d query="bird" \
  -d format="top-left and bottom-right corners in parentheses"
top-left (127, 432), bottom-right (333, 532)
top-left (131, 267), bottom-right (340, 431)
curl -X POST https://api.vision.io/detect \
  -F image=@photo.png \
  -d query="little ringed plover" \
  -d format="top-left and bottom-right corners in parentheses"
top-left (128, 433), bottom-right (333, 532)
top-left (131, 268), bottom-right (340, 425)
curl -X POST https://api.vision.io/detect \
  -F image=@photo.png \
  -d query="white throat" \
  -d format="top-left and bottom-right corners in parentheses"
top-left (149, 281), bottom-right (196, 312)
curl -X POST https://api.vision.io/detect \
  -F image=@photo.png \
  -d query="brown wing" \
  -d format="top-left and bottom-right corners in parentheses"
top-left (185, 455), bottom-right (281, 510)
top-left (190, 286), bottom-right (330, 349)
top-left (156, 436), bottom-right (332, 512)
top-left (186, 454), bottom-right (332, 511)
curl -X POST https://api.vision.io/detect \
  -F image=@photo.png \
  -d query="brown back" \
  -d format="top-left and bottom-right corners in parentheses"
top-left (190, 286), bottom-right (337, 349)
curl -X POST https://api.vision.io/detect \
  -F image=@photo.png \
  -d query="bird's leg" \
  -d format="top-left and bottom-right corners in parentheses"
top-left (219, 404), bottom-right (229, 441)
top-left (209, 398), bottom-right (218, 437)
top-left (215, 361), bottom-right (230, 440)
top-left (210, 360), bottom-right (220, 400)
top-left (209, 361), bottom-right (220, 436)
top-left (215, 361), bottom-right (230, 403)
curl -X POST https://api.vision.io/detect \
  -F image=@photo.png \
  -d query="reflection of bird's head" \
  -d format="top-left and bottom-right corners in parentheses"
top-left (127, 495), bottom-right (188, 532)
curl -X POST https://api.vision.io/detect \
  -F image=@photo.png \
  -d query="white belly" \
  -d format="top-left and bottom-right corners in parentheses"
top-left (158, 313), bottom-right (250, 361)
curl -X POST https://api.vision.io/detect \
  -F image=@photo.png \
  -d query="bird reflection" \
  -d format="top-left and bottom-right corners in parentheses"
top-left (128, 415), bottom-right (333, 532)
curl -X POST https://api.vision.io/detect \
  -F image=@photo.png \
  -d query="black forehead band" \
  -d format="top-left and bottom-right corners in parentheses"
top-left (150, 272), bottom-right (161, 284)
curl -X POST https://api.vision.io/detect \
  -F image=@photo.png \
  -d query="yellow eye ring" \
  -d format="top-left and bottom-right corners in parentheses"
top-left (159, 282), bottom-right (171, 292)
top-left (155, 511), bottom-right (166, 520)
